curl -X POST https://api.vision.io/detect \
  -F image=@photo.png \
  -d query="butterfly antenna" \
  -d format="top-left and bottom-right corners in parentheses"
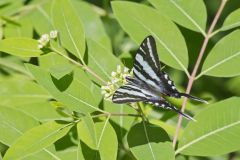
top-left (179, 93), bottom-right (208, 104)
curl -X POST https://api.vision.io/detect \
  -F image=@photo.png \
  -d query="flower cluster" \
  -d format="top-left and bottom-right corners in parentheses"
top-left (38, 30), bottom-right (58, 49)
top-left (101, 65), bottom-right (132, 101)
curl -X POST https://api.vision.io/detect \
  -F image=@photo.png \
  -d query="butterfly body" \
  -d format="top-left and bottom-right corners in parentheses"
top-left (112, 35), bottom-right (207, 120)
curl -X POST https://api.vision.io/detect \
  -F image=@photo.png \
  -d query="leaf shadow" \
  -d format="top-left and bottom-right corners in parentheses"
top-left (79, 140), bottom-right (100, 160)
top-left (127, 122), bottom-right (170, 148)
top-left (51, 72), bottom-right (73, 92)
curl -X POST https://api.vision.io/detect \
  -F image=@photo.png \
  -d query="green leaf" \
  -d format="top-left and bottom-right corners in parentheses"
top-left (51, 0), bottom-right (85, 62)
top-left (21, 146), bottom-right (61, 160)
top-left (150, 119), bottom-right (183, 137)
top-left (148, 0), bottom-right (207, 35)
top-left (13, 102), bottom-right (63, 122)
top-left (56, 148), bottom-right (78, 160)
top-left (127, 122), bottom-right (175, 160)
top-left (199, 30), bottom-right (240, 78)
top-left (103, 101), bottom-right (136, 138)
top-left (0, 57), bottom-right (32, 77)
top-left (39, 53), bottom-right (74, 79)
top-left (221, 8), bottom-right (240, 31)
top-left (177, 97), bottom-right (240, 156)
top-left (72, 0), bottom-right (111, 51)
top-left (3, 121), bottom-right (73, 160)
top-left (0, 107), bottom-right (59, 160)
top-left (112, 1), bottom-right (189, 74)
top-left (87, 39), bottom-right (122, 82)
top-left (95, 118), bottom-right (118, 160)
top-left (74, 68), bottom-right (103, 103)
top-left (0, 74), bottom-right (50, 106)
top-left (31, 1), bottom-right (54, 35)
top-left (4, 14), bottom-right (33, 38)
top-left (77, 117), bottom-right (118, 160)
top-left (0, 106), bottom-right (39, 146)
top-left (0, 38), bottom-right (42, 57)
top-left (26, 64), bottom-right (103, 114)
top-left (0, 1), bottom-right (23, 16)
top-left (77, 114), bottom-right (97, 149)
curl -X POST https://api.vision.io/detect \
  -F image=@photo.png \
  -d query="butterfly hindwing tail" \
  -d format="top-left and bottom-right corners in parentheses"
top-left (179, 93), bottom-right (208, 104)
top-left (148, 98), bottom-right (196, 121)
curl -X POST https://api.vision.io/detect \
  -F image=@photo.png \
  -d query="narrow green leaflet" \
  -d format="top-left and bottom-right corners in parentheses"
top-left (150, 119), bottom-right (183, 137)
top-left (72, 0), bottom-right (111, 51)
top-left (127, 122), bottom-right (175, 160)
top-left (95, 118), bottom-right (118, 160)
top-left (4, 13), bottom-right (33, 38)
top-left (0, 106), bottom-right (39, 146)
top-left (87, 39), bottom-right (122, 82)
top-left (112, 1), bottom-right (189, 74)
top-left (77, 117), bottom-right (118, 160)
top-left (31, 0), bottom-right (54, 35)
top-left (51, 0), bottom-right (85, 62)
top-left (0, 1), bottom-right (23, 16)
top-left (148, 0), bottom-right (207, 35)
top-left (77, 114), bottom-right (97, 149)
top-left (0, 107), bottom-right (60, 160)
top-left (14, 102), bottom-right (64, 122)
top-left (0, 58), bottom-right (31, 77)
top-left (56, 148), bottom-right (78, 160)
top-left (3, 121), bottom-right (73, 160)
top-left (26, 64), bottom-right (102, 114)
top-left (199, 30), bottom-right (240, 78)
top-left (39, 53), bottom-right (74, 79)
top-left (0, 74), bottom-right (50, 106)
top-left (0, 38), bottom-right (42, 57)
top-left (177, 97), bottom-right (240, 156)
top-left (103, 101), bottom-right (136, 138)
top-left (221, 8), bottom-right (240, 31)
top-left (21, 146), bottom-right (61, 160)
top-left (74, 69), bottom-right (103, 103)
top-left (0, 20), bottom-right (3, 40)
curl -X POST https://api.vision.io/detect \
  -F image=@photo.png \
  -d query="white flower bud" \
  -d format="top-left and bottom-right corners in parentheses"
top-left (111, 78), bottom-right (119, 84)
top-left (101, 86), bottom-right (108, 90)
top-left (104, 93), bottom-right (110, 98)
top-left (41, 34), bottom-right (49, 42)
top-left (50, 30), bottom-right (58, 39)
top-left (111, 71), bottom-right (117, 77)
top-left (117, 65), bottom-right (121, 73)
top-left (38, 44), bottom-right (43, 49)
top-left (123, 67), bottom-right (129, 73)
top-left (101, 90), bottom-right (106, 95)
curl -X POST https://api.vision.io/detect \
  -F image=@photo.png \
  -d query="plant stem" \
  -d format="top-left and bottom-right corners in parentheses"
top-left (172, 0), bottom-right (228, 149)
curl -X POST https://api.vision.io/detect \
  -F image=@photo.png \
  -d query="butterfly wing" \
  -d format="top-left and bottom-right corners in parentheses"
top-left (112, 84), bottom-right (147, 104)
top-left (131, 36), bottom-right (178, 95)
top-left (132, 36), bottom-right (206, 103)
top-left (133, 36), bottom-right (163, 89)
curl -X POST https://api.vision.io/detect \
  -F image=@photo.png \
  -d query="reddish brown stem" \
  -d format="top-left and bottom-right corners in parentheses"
top-left (172, 0), bottom-right (228, 149)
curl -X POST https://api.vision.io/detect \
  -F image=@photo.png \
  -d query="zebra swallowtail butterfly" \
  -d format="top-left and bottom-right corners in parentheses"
top-left (112, 35), bottom-right (207, 121)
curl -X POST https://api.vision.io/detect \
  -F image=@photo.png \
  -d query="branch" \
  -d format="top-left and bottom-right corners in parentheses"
top-left (172, 0), bottom-right (228, 149)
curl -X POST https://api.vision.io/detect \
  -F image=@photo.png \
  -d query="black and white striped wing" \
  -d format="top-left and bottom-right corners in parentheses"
top-left (133, 36), bottom-right (162, 88)
top-left (112, 84), bottom-right (147, 104)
